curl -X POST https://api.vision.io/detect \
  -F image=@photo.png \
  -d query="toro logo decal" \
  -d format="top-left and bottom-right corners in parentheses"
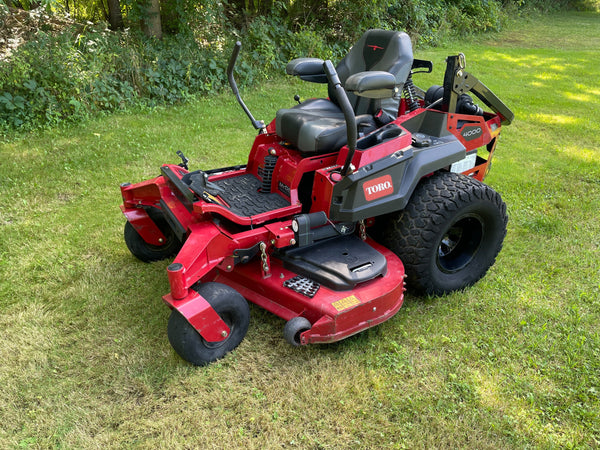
top-left (363, 175), bottom-right (394, 201)
top-left (367, 44), bottom-right (384, 51)
top-left (461, 126), bottom-right (483, 142)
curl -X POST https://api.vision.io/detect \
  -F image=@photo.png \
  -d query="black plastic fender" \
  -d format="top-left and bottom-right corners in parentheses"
top-left (329, 134), bottom-right (466, 222)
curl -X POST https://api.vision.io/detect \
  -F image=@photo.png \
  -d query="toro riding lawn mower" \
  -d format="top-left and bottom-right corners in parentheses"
top-left (119, 29), bottom-right (513, 366)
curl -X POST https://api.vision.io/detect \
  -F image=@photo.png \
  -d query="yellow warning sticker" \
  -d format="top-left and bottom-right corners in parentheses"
top-left (332, 295), bottom-right (361, 311)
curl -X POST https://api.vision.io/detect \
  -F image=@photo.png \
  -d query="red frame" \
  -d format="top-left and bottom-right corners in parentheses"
top-left (120, 98), bottom-right (505, 344)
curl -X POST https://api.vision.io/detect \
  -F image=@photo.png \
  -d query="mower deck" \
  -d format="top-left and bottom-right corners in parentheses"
top-left (211, 237), bottom-right (405, 344)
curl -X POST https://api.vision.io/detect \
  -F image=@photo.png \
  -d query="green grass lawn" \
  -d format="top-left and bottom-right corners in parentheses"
top-left (1, 11), bottom-right (599, 448)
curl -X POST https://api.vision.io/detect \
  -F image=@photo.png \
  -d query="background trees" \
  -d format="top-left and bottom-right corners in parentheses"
top-left (5, 0), bottom-right (594, 40)
top-left (0, 0), bottom-right (598, 132)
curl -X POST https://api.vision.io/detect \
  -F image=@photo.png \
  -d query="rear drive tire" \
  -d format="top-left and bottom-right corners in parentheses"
top-left (167, 282), bottom-right (250, 366)
top-left (374, 172), bottom-right (508, 295)
top-left (124, 207), bottom-right (182, 262)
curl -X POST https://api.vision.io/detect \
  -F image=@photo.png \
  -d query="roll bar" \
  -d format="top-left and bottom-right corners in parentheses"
top-left (227, 41), bottom-right (266, 132)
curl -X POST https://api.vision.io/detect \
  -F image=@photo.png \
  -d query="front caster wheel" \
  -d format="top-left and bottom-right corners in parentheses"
top-left (374, 172), bottom-right (508, 296)
top-left (124, 207), bottom-right (182, 262)
top-left (283, 317), bottom-right (312, 346)
top-left (167, 282), bottom-right (250, 366)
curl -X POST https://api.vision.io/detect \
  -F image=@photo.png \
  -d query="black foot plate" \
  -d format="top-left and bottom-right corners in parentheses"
top-left (277, 235), bottom-right (387, 291)
top-left (186, 172), bottom-right (290, 217)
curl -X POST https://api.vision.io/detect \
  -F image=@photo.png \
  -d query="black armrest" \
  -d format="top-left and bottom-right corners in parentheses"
top-left (345, 71), bottom-right (398, 98)
top-left (286, 58), bottom-right (328, 83)
top-left (412, 59), bottom-right (433, 73)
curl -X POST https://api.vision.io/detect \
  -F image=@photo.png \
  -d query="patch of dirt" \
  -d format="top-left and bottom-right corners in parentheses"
top-left (0, 7), bottom-right (78, 61)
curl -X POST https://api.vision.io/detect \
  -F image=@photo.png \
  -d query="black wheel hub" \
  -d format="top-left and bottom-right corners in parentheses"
top-left (437, 215), bottom-right (484, 273)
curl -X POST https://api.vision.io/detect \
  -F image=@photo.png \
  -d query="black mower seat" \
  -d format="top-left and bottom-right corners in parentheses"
top-left (276, 29), bottom-right (413, 154)
top-left (276, 98), bottom-right (377, 154)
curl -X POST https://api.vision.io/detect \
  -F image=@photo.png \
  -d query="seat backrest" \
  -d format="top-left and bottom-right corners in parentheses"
top-left (332, 29), bottom-right (413, 118)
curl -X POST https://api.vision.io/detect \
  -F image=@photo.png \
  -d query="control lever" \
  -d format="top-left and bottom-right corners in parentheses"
top-left (176, 150), bottom-right (189, 170)
top-left (323, 60), bottom-right (357, 177)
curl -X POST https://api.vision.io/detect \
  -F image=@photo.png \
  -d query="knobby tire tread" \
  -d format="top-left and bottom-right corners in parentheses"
top-left (377, 172), bottom-right (507, 295)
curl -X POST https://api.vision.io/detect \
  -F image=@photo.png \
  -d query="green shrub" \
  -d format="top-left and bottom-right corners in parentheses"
top-left (1, 0), bottom-right (593, 134)
top-left (0, 24), bottom-right (231, 132)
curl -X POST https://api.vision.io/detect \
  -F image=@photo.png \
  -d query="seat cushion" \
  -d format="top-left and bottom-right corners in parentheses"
top-left (276, 98), bottom-right (347, 153)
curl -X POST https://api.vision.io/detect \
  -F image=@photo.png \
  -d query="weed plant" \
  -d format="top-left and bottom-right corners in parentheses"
top-left (0, 10), bottom-right (599, 449)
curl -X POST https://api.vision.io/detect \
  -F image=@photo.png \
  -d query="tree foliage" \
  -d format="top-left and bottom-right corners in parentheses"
top-left (0, 0), bottom-right (597, 133)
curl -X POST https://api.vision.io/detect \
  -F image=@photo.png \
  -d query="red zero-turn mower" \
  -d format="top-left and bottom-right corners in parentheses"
top-left (119, 30), bottom-right (514, 366)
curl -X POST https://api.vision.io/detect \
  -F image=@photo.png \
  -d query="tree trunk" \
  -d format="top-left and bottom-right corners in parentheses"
top-left (107, 0), bottom-right (124, 30)
top-left (141, 0), bottom-right (162, 39)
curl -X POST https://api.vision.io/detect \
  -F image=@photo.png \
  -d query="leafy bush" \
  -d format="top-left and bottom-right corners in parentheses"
top-left (0, 22), bottom-right (232, 133)
top-left (0, 0), bottom-right (594, 134)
